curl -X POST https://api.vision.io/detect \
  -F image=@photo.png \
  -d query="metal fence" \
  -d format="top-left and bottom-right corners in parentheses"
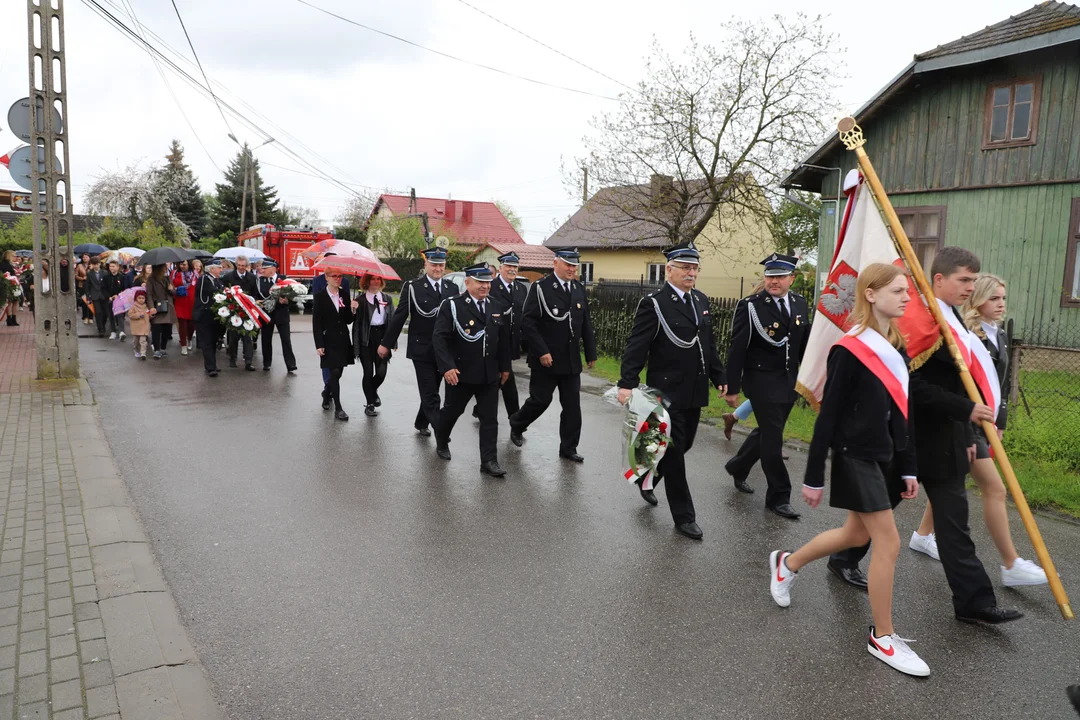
top-left (1008, 323), bottom-right (1080, 470)
top-left (587, 283), bottom-right (740, 361)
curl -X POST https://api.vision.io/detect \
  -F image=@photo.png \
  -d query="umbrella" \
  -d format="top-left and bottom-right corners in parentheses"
top-left (312, 255), bottom-right (400, 281)
top-left (182, 248), bottom-right (214, 260)
top-left (111, 287), bottom-right (141, 315)
top-left (14, 250), bottom-right (33, 258)
top-left (101, 250), bottom-right (136, 266)
top-left (137, 246), bottom-right (189, 266)
top-left (74, 242), bottom-right (108, 256)
top-left (300, 239), bottom-right (376, 261)
top-left (214, 246), bottom-right (267, 261)
top-left (117, 247), bottom-right (145, 257)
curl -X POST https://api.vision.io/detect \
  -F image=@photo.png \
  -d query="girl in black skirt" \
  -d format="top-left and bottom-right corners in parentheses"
top-left (768, 262), bottom-right (929, 677)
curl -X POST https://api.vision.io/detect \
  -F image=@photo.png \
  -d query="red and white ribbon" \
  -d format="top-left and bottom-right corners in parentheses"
top-left (223, 285), bottom-right (270, 327)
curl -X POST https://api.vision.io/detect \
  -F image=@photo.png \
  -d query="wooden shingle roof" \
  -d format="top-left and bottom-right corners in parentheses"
top-left (916, 1), bottom-right (1080, 60)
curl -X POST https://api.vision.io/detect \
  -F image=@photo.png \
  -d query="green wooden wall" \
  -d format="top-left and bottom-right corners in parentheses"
top-left (816, 184), bottom-right (1080, 346)
top-left (818, 44), bottom-right (1080, 197)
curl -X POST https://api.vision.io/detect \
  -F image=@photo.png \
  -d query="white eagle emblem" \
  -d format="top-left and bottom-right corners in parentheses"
top-left (820, 273), bottom-right (857, 317)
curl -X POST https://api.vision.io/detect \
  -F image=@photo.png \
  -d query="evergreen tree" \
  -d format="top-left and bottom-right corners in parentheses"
top-left (161, 140), bottom-right (208, 240)
top-left (209, 146), bottom-right (285, 238)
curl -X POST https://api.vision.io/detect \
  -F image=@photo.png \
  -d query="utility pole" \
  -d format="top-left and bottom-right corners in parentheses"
top-left (26, 0), bottom-right (79, 378)
top-left (249, 151), bottom-right (257, 225)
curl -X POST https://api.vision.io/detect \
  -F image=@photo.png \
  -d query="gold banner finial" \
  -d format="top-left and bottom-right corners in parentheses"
top-left (837, 117), bottom-right (865, 150)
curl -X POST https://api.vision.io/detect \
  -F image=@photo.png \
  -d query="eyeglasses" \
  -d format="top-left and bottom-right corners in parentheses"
top-left (326, 274), bottom-right (343, 279)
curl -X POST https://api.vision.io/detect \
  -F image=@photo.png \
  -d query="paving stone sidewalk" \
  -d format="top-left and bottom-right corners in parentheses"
top-left (0, 324), bottom-right (222, 719)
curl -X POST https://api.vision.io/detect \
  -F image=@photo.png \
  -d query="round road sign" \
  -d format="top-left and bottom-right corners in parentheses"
top-left (7, 97), bottom-right (64, 144)
top-left (6, 145), bottom-right (63, 191)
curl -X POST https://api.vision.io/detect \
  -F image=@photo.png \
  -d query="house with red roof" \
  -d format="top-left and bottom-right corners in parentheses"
top-left (469, 241), bottom-right (556, 281)
top-left (369, 194), bottom-right (525, 247)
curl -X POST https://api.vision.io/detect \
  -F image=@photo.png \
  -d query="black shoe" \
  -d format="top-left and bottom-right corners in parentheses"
top-left (955, 606), bottom-right (1024, 625)
top-left (509, 430), bottom-right (524, 447)
top-left (263, 367), bottom-right (271, 372)
top-left (335, 409), bottom-right (349, 421)
top-left (287, 367), bottom-right (297, 374)
top-left (415, 425), bottom-right (432, 437)
top-left (1067, 685), bottom-right (1080, 713)
top-left (560, 452), bottom-right (584, 463)
top-left (374, 396), bottom-right (381, 407)
top-left (733, 478), bottom-right (754, 494)
top-left (480, 460), bottom-right (506, 478)
top-left (769, 503), bottom-right (801, 520)
top-left (321, 390), bottom-right (331, 411)
top-left (246, 364), bottom-right (256, 372)
top-left (229, 359), bottom-right (237, 368)
top-left (472, 407), bottom-right (480, 420)
top-left (827, 562), bottom-right (869, 590)
top-left (208, 370), bottom-right (219, 377)
top-left (365, 405), bottom-right (377, 417)
top-left (640, 488), bottom-right (658, 506)
top-left (675, 522), bottom-right (703, 540)
top-left (436, 444), bottom-right (451, 461)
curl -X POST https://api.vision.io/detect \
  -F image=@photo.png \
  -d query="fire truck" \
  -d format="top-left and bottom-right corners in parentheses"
top-left (236, 224), bottom-right (335, 286)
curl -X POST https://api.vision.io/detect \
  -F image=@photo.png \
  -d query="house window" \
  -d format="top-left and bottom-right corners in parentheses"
top-left (983, 77), bottom-right (1040, 149)
top-left (579, 262), bottom-right (594, 284)
top-left (1062, 198), bottom-right (1080, 308)
top-left (647, 263), bottom-right (665, 286)
top-left (897, 206), bottom-right (947, 272)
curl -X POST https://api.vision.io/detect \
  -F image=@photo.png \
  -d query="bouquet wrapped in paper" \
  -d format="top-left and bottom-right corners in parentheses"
top-left (1, 273), bottom-right (23, 303)
top-left (211, 286), bottom-right (270, 339)
top-left (602, 386), bottom-right (672, 491)
top-left (262, 279), bottom-right (307, 312)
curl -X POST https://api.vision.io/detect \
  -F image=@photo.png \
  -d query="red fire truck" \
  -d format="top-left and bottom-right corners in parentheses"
top-left (237, 224), bottom-right (335, 284)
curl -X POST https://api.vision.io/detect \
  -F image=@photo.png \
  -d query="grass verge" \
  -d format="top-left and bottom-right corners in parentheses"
top-left (587, 355), bottom-right (1080, 518)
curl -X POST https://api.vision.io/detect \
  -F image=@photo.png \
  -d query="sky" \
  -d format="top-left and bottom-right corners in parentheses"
top-left (0, 0), bottom-right (1044, 243)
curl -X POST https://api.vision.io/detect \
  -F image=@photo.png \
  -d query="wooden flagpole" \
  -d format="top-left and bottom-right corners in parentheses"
top-left (837, 117), bottom-right (1073, 620)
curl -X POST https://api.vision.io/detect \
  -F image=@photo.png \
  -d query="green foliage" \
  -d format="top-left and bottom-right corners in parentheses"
top-left (771, 192), bottom-right (820, 256)
top-left (1003, 370), bottom-right (1080, 472)
top-left (367, 215), bottom-right (426, 258)
top-left (0, 216), bottom-right (33, 253)
top-left (445, 247), bottom-right (472, 272)
top-left (95, 226), bottom-right (136, 250)
top-left (334, 226), bottom-right (367, 245)
top-left (209, 146), bottom-right (284, 237)
top-left (380, 257), bottom-right (424, 293)
top-left (134, 220), bottom-right (170, 249)
top-left (791, 262), bottom-right (817, 304)
top-left (163, 140), bottom-right (208, 239)
top-left (192, 233), bottom-right (235, 255)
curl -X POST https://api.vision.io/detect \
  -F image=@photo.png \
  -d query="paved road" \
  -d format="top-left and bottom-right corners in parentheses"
top-left (80, 322), bottom-right (1080, 719)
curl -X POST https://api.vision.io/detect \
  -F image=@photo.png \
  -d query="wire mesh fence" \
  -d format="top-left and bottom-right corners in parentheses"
top-left (1008, 323), bottom-right (1080, 471)
top-left (587, 282), bottom-right (740, 362)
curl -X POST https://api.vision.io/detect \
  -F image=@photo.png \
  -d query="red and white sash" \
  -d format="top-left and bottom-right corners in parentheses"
top-left (937, 299), bottom-right (1001, 422)
top-left (836, 327), bottom-right (909, 419)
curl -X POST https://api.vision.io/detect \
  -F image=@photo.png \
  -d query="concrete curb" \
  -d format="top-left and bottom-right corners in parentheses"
top-left (67, 397), bottom-right (224, 719)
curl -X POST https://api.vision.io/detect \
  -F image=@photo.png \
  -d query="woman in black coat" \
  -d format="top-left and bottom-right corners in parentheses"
top-left (767, 263), bottom-right (929, 678)
top-left (312, 270), bottom-right (355, 421)
top-left (351, 274), bottom-right (395, 417)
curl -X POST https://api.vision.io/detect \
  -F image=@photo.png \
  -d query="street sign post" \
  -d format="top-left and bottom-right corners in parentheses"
top-left (7, 97), bottom-right (63, 143)
top-left (6, 145), bottom-right (63, 191)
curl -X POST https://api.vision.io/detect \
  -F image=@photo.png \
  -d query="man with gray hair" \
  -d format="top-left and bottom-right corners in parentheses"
top-left (222, 254), bottom-right (259, 371)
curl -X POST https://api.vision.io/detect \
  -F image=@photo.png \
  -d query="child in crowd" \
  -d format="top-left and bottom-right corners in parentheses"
top-left (128, 288), bottom-right (150, 359)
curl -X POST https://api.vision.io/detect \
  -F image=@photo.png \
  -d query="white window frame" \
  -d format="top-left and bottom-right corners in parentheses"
top-left (579, 262), bottom-right (594, 284)
top-left (646, 263), bottom-right (665, 285)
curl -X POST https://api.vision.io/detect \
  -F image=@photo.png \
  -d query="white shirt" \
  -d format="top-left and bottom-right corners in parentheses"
top-left (667, 282), bottom-right (688, 301)
top-left (468, 293), bottom-right (488, 315)
top-left (500, 278), bottom-right (514, 294)
top-left (554, 275), bottom-right (571, 293)
top-left (667, 282), bottom-right (697, 324)
top-left (367, 292), bottom-right (387, 326)
top-left (982, 321), bottom-right (1000, 349)
top-left (326, 287), bottom-right (343, 309)
top-left (426, 275), bottom-right (441, 294)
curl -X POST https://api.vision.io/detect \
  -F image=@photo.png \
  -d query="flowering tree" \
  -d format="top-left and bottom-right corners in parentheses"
top-left (84, 162), bottom-right (191, 245)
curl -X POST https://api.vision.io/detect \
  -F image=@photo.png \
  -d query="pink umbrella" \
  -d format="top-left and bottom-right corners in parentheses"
top-left (312, 255), bottom-right (401, 281)
top-left (111, 287), bottom-right (142, 315)
top-left (300, 239), bottom-right (377, 261)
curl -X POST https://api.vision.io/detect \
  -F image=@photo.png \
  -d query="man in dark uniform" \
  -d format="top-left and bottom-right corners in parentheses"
top-left (475, 251), bottom-right (528, 419)
top-left (254, 259), bottom-right (297, 374)
top-left (433, 263), bottom-right (513, 477)
top-left (380, 247), bottom-right (460, 436)
top-left (617, 241), bottom-right (727, 540)
top-left (192, 258), bottom-right (225, 377)
top-left (724, 253), bottom-right (810, 519)
top-left (221, 255), bottom-right (259, 371)
top-left (509, 248), bottom-right (597, 462)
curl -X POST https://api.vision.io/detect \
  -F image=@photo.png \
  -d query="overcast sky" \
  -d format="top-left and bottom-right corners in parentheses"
top-left (0, 0), bottom-right (1040, 242)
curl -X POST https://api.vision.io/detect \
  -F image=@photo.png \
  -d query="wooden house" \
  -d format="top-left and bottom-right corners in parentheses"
top-left (781, 1), bottom-right (1080, 346)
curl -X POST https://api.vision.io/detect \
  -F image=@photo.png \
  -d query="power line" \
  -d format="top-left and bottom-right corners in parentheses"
top-left (293, 0), bottom-right (631, 104)
top-left (167, 0), bottom-right (235, 138)
top-left (452, 0), bottom-right (637, 94)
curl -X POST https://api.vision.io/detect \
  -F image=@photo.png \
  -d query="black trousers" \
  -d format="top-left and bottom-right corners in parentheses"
top-left (227, 329), bottom-right (254, 366)
top-left (325, 367), bottom-right (345, 411)
top-left (260, 312), bottom-right (296, 370)
top-left (92, 298), bottom-right (110, 335)
top-left (922, 474), bottom-right (997, 614)
top-left (437, 379), bottom-right (500, 463)
top-left (195, 319), bottom-right (221, 372)
top-left (473, 368), bottom-right (520, 418)
top-left (510, 370), bottom-right (582, 455)
top-left (656, 406), bottom-right (701, 525)
top-left (725, 400), bottom-right (794, 507)
top-left (359, 326), bottom-right (388, 406)
top-left (412, 359), bottom-right (444, 431)
top-left (151, 324), bottom-right (170, 352)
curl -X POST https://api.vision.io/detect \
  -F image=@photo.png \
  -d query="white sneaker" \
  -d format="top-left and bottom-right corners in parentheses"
top-left (108, 332), bottom-right (117, 340)
top-left (134, 352), bottom-right (142, 358)
top-left (909, 531), bottom-right (940, 561)
top-left (1001, 557), bottom-right (1048, 587)
top-left (867, 627), bottom-right (930, 677)
top-left (119, 332), bottom-right (126, 340)
top-left (181, 346), bottom-right (189, 356)
top-left (769, 550), bottom-right (797, 607)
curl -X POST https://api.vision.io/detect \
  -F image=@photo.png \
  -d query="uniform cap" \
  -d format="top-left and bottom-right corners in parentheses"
top-left (463, 263), bottom-right (494, 281)
top-left (664, 241), bottom-right (700, 265)
top-left (761, 253), bottom-right (798, 276)
top-left (554, 248), bottom-right (580, 266)
top-left (421, 248), bottom-right (448, 264)
top-left (497, 252), bottom-right (520, 266)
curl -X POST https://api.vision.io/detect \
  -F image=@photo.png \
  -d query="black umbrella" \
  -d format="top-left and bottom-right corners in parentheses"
top-left (73, 243), bottom-right (108, 256)
top-left (182, 248), bottom-right (214, 260)
top-left (136, 247), bottom-right (188, 266)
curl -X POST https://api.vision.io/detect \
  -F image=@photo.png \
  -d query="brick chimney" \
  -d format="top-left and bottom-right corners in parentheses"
top-left (462, 201), bottom-right (474, 223)
top-left (444, 200), bottom-right (456, 222)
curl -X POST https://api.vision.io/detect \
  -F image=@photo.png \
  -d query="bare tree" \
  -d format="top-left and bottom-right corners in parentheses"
top-left (566, 15), bottom-right (839, 256)
top-left (334, 191), bottom-right (380, 228)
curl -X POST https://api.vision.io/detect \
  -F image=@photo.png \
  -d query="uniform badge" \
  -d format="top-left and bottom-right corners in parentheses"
top-left (671, 294), bottom-right (678, 301)
top-left (765, 297), bottom-right (771, 304)
top-left (772, 322), bottom-right (779, 329)
top-left (553, 308), bottom-right (560, 315)
top-left (576, 303), bottom-right (581, 308)
top-left (469, 320), bottom-right (475, 326)
top-left (795, 316), bottom-right (801, 325)
top-left (465, 328), bottom-right (471, 334)
top-left (465, 297), bottom-right (471, 304)
top-left (493, 313), bottom-right (500, 318)
top-left (768, 330), bottom-right (775, 337)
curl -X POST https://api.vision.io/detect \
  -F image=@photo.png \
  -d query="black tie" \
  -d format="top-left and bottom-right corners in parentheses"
top-left (778, 297), bottom-right (790, 323)
top-left (479, 300), bottom-right (486, 317)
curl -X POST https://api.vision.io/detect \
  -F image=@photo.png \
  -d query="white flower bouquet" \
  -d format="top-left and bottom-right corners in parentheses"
top-left (603, 386), bottom-right (672, 491)
top-left (211, 286), bottom-right (269, 339)
top-left (262, 279), bottom-right (307, 312)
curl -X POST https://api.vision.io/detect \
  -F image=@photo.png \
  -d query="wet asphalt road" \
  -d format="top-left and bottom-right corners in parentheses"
top-left (79, 320), bottom-right (1080, 720)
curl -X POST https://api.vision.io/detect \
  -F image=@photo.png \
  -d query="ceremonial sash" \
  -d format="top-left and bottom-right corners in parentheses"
top-left (836, 327), bottom-right (909, 419)
top-left (937, 299), bottom-right (1001, 422)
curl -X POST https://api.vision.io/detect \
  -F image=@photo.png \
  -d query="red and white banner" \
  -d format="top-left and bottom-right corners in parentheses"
top-left (223, 285), bottom-right (270, 327)
top-left (837, 328), bottom-right (910, 418)
top-left (932, 297), bottom-right (1001, 421)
